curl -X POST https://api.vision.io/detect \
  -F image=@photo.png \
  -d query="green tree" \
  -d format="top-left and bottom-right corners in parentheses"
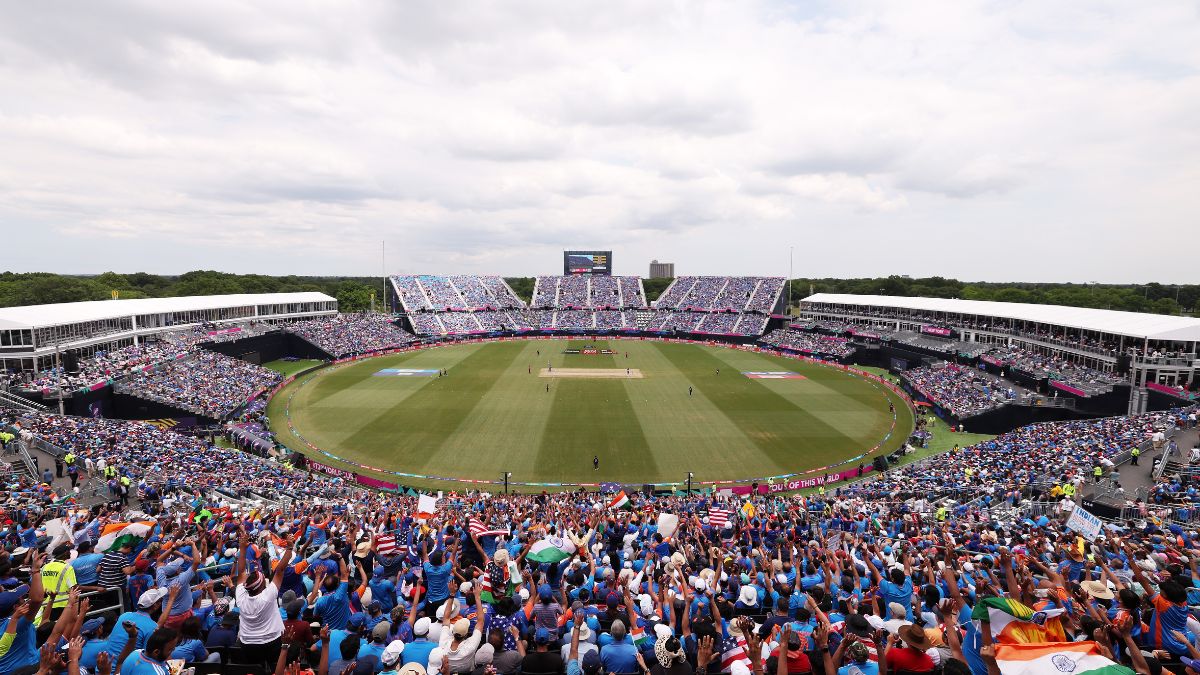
top-left (642, 277), bottom-right (673, 302)
top-left (335, 281), bottom-right (376, 312)
top-left (504, 277), bottom-right (535, 303)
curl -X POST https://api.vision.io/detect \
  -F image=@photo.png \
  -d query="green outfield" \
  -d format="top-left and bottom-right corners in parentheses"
top-left (267, 339), bottom-right (914, 488)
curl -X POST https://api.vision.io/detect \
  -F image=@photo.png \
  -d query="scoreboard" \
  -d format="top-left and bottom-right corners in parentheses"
top-left (563, 250), bottom-right (612, 276)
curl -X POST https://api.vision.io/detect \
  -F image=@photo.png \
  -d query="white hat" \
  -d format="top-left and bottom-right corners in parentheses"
top-left (738, 586), bottom-right (757, 606)
top-left (519, 588), bottom-right (529, 601)
top-left (427, 648), bottom-right (445, 674)
top-left (382, 640), bottom-right (406, 666)
top-left (413, 617), bottom-right (432, 636)
top-left (576, 622), bottom-right (593, 641)
top-left (459, 581), bottom-right (472, 594)
top-left (653, 623), bottom-right (673, 639)
top-left (137, 587), bottom-right (167, 609)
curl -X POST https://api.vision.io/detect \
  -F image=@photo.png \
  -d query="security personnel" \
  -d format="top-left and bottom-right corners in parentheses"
top-left (103, 464), bottom-right (118, 479)
top-left (936, 504), bottom-right (948, 523)
top-left (1131, 447), bottom-right (1140, 466)
top-left (1093, 464), bottom-right (1104, 482)
top-left (40, 543), bottom-right (78, 622)
top-left (64, 451), bottom-right (76, 468)
top-left (1062, 482), bottom-right (1076, 499)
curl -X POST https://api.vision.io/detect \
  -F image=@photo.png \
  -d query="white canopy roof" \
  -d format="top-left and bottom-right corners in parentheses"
top-left (802, 293), bottom-right (1200, 342)
top-left (0, 292), bottom-right (336, 330)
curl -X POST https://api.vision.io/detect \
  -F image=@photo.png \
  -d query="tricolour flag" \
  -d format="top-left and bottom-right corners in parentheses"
top-left (469, 517), bottom-right (508, 539)
top-left (97, 521), bottom-right (155, 553)
top-left (971, 597), bottom-right (1067, 644)
top-left (709, 508), bottom-right (732, 529)
top-left (527, 534), bottom-right (576, 564)
top-left (993, 642), bottom-right (1134, 675)
top-left (608, 491), bottom-right (632, 510)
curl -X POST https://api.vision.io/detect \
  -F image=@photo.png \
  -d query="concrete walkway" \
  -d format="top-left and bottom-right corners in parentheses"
top-left (1086, 424), bottom-right (1200, 504)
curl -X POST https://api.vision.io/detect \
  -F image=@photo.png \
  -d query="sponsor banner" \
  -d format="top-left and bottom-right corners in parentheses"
top-left (206, 327), bottom-right (244, 337)
top-left (921, 325), bottom-right (953, 337)
top-left (742, 371), bottom-right (807, 380)
top-left (980, 355), bottom-right (1006, 367)
top-left (310, 459), bottom-right (355, 480)
top-left (1050, 380), bottom-right (1088, 397)
top-left (374, 368), bottom-right (440, 377)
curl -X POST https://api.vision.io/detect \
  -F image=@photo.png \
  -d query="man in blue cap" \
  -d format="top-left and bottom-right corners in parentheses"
top-left (79, 616), bottom-right (110, 672)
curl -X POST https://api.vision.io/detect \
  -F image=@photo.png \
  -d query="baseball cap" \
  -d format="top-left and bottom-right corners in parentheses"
top-left (81, 617), bottom-right (106, 636)
top-left (381, 640), bottom-right (405, 666)
top-left (348, 613), bottom-right (367, 630)
top-left (0, 585), bottom-right (30, 617)
top-left (452, 618), bottom-right (470, 637)
top-left (534, 627), bottom-right (551, 644)
top-left (413, 617), bottom-right (432, 636)
top-left (137, 587), bottom-right (167, 610)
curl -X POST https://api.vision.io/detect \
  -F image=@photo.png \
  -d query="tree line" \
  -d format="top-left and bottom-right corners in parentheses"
top-left (0, 271), bottom-right (1195, 316)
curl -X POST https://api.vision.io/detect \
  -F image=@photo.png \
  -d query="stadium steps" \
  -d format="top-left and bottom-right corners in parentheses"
top-left (0, 388), bottom-right (49, 413)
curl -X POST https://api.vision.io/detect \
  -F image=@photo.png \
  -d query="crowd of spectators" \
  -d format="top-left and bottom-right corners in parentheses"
top-left (114, 351), bottom-right (283, 419)
top-left (2, 398), bottom-right (1196, 675)
top-left (987, 346), bottom-right (1124, 393)
top-left (902, 364), bottom-right (1017, 418)
top-left (391, 276), bottom-right (525, 313)
top-left (532, 276), bottom-right (648, 310)
top-left (656, 277), bottom-right (784, 313)
top-left (286, 315), bottom-right (417, 358)
top-left (759, 330), bottom-right (855, 358)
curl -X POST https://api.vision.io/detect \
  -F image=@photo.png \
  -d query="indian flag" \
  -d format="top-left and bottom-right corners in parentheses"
top-left (528, 534), bottom-right (576, 564)
top-left (971, 597), bottom-right (1067, 644)
top-left (97, 521), bottom-right (155, 552)
top-left (608, 491), bottom-right (631, 510)
top-left (993, 642), bottom-right (1134, 675)
top-left (417, 494), bottom-right (438, 520)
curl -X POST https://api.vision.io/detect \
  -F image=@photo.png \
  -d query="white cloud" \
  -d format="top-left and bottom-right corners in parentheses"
top-left (0, 0), bottom-right (1197, 281)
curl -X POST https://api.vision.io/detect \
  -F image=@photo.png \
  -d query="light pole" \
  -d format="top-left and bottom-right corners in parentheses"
top-left (503, 471), bottom-right (511, 495)
top-left (687, 471), bottom-right (693, 494)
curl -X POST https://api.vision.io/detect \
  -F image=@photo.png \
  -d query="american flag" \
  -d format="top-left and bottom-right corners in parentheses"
top-left (709, 508), bottom-right (733, 529)
top-left (375, 533), bottom-right (406, 556)
top-left (469, 517), bottom-right (508, 539)
top-left (720, 635), bottom-right (752, 673)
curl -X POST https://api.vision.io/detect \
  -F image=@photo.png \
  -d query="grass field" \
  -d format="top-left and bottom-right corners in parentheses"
top-left (263, 358), bottom-right (324, 377)
top-left (267, 339), bottom-right (915, 489)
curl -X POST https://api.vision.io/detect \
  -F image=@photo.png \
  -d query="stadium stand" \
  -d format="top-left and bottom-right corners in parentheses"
top-left (759, 328), bottom-right (855, 358)
top-left (902, 363), bottom-right (1020, 418)
top-left (285, 314), bottom-right (417, 358)
top-left (113, 350), bottom-right (283, 419)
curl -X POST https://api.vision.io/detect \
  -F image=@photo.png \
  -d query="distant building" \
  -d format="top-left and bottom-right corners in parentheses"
top-left (649, 260), bottom-right (675, 279)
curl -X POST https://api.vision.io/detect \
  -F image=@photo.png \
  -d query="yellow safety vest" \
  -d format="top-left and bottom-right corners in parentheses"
top-left (41, 561), bottom-right (76, 609)
top-left (64, 453), bottom-right (76, 465)
top-left (1063, 484), bottom-right (1075, 496)
top-left (936, 507), bottom-right (947, 522)
top-left (1094, 466), bottom-right (1103, 477)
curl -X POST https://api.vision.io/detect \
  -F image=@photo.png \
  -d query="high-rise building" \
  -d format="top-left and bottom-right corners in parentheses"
top-left (649, 260), bottom-right (675, 279)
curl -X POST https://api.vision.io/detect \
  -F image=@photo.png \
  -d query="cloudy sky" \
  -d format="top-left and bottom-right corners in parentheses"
top-left (1, 1), bottom-right (1197, 282)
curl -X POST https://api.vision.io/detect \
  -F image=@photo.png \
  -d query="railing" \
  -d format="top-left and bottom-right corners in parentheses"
top-left (0, 388), bottom-right (49, 412)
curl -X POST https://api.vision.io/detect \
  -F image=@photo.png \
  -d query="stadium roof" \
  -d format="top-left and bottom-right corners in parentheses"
top-left (0, 292), bottom-right (336, 330)
top-left (802, 293), bottom-right (1200, 342)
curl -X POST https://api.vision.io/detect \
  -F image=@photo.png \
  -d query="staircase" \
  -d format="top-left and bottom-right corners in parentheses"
top-left (0, 389), bottom-right (50, 413)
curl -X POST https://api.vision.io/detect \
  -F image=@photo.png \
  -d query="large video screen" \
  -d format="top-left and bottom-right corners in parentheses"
top-left (563, 250), bottom-right (612, 275)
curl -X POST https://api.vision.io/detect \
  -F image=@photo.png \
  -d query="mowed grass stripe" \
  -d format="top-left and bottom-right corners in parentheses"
top-left (622, 340), bottom-right (781, 481)
top-left (335, 342), bottom-right (526, 470)
top-left (703, 349), bottom-right (892, 448)
top-left (654, 343), bottom-right (867, 470)
top-left (535, 340), bottom-right (656, 483)
top-left (424, 341), bottom-right (556, 478)
top-left (285, 347), bottom-right (483, 448)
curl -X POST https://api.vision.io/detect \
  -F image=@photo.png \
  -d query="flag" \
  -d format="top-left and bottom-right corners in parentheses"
top-left (993, 642), bottom-right (1134, 675)
top-left (97, 521), bottom-right (155, 552)
top-left (709, 508), bottom-right (732, 529)
top-left (480, 570), bottom-right (496, 603)
top-left (527, 534), bottom-right (576, 564)
top-left (631, 621), bottom-right (651, 646)
top-left (469, 517), bottom-right (508, 539)
top-left (376, 533), bottom-right (407, 556)
top-left (719, 635), bottom-right (752, 673)
top-left (417, 494), bottom-right (438, 520)
top-left (608, 491), bottom-right (632, 510)
top-left (972, 597), bottom-right (1068, 644)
